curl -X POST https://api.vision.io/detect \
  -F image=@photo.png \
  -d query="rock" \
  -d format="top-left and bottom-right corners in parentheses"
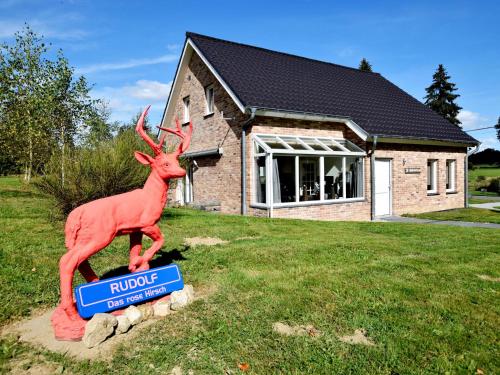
top-left (124, 305), bottom-right (143, 325)
top-left (170, 366), bottom-right (182, 375)
top-left (138, 304), bottom-right (154, 320)
top-left (153, 300), bottom-right (171, 317)
top-left (115, 315), bottom-right (131, 334)
top-left (82, 313), bottom-right (117, 348)
top-left (170, 285), bottom-right (195, 311)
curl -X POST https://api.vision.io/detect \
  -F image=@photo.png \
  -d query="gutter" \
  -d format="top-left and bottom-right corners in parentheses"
top-left (465, 144), bottom-right (480, 208)
top-left (241, 107), bottom-right (257, 215)
top-left (182, 147), bottom-right (223, 159)
top-left (370, 136), bottom-right (378, 221)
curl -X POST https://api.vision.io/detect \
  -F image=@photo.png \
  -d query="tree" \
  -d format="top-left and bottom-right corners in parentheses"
top-left (0, 25), bottom-right (97, 182)
top-left (83, 101), bottom-right (118, 147)
top-left (424, 64), bottom-right (462, 127)
top-left (495, 116), bottom-right (500, 143)
top-left (359, 58), bottom-right (372, 72)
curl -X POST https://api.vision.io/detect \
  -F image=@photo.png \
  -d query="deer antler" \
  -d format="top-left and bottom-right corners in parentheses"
top-left (158, 118), bottom-right (193, 157)
top-left (136, 105), bottom-right (164, 155)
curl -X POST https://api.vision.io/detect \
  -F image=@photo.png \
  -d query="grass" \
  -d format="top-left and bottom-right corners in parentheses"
top-left (1, 176), bottom-right (499, 374)
top-left (468, 165), bottom-right (500, 197)
top-left (406, 208), bottom-right (500, 225)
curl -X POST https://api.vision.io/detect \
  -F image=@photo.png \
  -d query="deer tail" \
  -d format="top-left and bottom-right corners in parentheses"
top-left (65, 208), bottom-right (82, 250)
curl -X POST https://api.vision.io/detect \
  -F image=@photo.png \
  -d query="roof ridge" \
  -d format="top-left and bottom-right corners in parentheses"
top-left (185, 31), bottom-right (380, 75)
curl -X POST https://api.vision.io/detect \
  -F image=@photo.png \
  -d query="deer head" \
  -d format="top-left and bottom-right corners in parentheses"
top-left (134, 105), bottom-right (193, 180)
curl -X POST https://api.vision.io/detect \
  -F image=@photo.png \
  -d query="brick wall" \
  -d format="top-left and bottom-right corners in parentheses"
top-left (170, 52), bottom-right (246, 214)
top-left (169, 51), bottom-right (467, 220)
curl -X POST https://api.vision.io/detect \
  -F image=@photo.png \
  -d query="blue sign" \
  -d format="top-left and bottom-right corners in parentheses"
top-left (75, 264), bottom-right (184, 319)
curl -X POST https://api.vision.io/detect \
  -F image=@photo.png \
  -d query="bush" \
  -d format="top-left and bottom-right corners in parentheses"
top-left (473, 176), bottom-right (500, 195)
top-left (35, 130), bottom-right (159, 216)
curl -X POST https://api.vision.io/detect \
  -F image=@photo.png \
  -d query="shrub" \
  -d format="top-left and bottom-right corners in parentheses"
top-left (473, 176), bottom-right (500, 195)
top-left (35, 130), bottom-right (162, 216)
top-left (476, 175), bottom-right (486, 182)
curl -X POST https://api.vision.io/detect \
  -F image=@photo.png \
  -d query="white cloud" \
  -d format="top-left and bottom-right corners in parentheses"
top-left (0, 18), bottom-right (87, 40)
top-left (457, 110), bottom-right (488, 131)
top-left (91, 80), bottom-right (172, 124)
top-left (75, 55), bottom-right (178, 75)
top-left (123, 80), bottom-right (172, 101)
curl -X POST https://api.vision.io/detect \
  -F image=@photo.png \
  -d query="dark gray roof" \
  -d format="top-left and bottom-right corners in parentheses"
top-left (187, 32), bottom-right (478, 145)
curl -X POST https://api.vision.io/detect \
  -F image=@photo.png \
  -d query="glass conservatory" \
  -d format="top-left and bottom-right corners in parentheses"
top-left (252, 134), bottom-right (366, 207)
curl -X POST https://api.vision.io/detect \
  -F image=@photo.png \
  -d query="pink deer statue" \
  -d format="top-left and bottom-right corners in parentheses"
top-left (51, 105), bottom-right (193, 340)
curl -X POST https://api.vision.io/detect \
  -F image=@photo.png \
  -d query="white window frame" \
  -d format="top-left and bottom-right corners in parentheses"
top-left (251, 133), bottom-right (366, 208)
top-left (183, 96), bottom-right (190, 123)
top-left (446, 159), bottom-right (456, 192)
top-left (204, 84), bottom-right (214, 115)
top-left (427, 159), bottom-right (438, 194)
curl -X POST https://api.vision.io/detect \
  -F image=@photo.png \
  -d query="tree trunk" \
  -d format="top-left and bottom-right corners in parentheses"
top-left (61, 124), bottom-right (65, 187)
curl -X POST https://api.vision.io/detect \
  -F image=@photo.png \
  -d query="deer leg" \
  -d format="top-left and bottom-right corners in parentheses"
top-left (128, 232), bottom-right (143, 272)
top-left (77, 260), bottom-right (99, 282)
top-left (135, 225), bottom-right (164, 272)
top-left (58, 250), bottom-right (84, 318)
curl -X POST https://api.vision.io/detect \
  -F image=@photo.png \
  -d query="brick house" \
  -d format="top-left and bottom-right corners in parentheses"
top-left (159, 32), bottom-right (479, 221)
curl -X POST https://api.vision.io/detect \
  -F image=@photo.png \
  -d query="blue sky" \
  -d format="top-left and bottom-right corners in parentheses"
top-left (1, 0), bottom-right (499, 150)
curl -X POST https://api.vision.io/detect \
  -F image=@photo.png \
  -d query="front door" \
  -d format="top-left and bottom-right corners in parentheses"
top-left (375, 159), bottom-right (391, 216)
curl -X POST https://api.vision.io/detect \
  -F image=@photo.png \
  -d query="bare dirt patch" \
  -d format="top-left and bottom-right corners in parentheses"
top-left (2, 309), bottom-right (157, 361)
top-left (272, 322), bottom-right (321, 337)
top-left (338, 329), bottom-right (375, 346)
top-left (477, 274), bottom-right (500, 282)
top-left (1, 284), bottom-right (217, 362)
top-left (184, 237), bottom-right (228, 247)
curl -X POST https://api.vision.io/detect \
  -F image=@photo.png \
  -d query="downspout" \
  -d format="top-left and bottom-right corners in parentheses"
top-left (370, 136), bottom-right (378, 221)
top-left (465, 144), bottom-right (480, 208)
top-left (241, 107), bottom-right (257, 215)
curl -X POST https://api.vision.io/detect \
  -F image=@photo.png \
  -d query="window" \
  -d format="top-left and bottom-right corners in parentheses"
top-left (272, 156), bottom-right (296, 203)
top-left (427, 160), bottom-right (438, 194)
top-left (183, 96), bottom-right (190, 123)
top-left (252, 134), bottom-right (365, 207)
top-left (254, 156), bottom-right (266, 203)
top-left (205, 85), bottom-right (214, 114)
top-left (446, 159), bottom-right (456, 192)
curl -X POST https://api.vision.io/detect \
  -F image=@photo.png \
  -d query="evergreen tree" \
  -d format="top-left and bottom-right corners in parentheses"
top-left (424, 64), bottom-right (462, 126)
top-left (359, 58), bottom-right (372, 72)
top-left (495, 116), bottom-right (500, 143)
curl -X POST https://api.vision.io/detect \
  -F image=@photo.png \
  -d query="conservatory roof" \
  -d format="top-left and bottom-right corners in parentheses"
top-left (253, 134), bottom-right (365, 156)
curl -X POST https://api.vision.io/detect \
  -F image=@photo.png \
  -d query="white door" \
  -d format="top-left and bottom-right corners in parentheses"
top-left (375, 159), bottom-right (391, 216)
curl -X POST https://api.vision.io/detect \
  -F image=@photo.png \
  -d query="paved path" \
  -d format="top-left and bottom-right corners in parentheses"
top-left (376, 215), bottom-right (500, 229)
top-left (470, 202), bottom-right (500, 210)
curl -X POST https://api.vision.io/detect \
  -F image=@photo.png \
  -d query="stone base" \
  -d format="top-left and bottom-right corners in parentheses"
top-left (51, 306), bottom-right (87, 341)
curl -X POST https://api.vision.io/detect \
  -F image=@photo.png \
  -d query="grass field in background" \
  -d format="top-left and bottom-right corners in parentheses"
top-left (405, 208), bottom-right (500, 224)
top-left (0, 176), bottom-right (499, 374)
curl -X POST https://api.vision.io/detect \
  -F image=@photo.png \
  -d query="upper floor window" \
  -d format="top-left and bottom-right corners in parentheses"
top-left (427, 159), bottom-right (438, 194)
top-left (446, 159), bottom-right (456, 192)
top-left (205, 85), bottom-right (214, 114)
top-left (183, 96), bottom-right (190, 123)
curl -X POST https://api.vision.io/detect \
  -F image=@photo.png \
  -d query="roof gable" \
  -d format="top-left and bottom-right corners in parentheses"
top-left (183, 32), bottom-right (477, 145)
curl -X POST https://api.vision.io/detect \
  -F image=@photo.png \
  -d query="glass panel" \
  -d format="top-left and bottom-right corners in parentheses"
top-left (345, 156), bottom-right (363, 198)
top-left (299, 157), bottom-right (320, 201)
top-left (318, 138), bottom-right (343, 151)
top-left (324, 157), bottom-right (343, 199)
top-left (337, 139), bottom-right (363, 152)
top-left (255, 156), bottom-right (266, 203)
top-left (280, 136), bottom-right (308, 150)
top-left (272, 156), bottom-right (296, 203)
top-left (254, 141), bottom-right (265, 154)
top-left (446, 160), bottom-right (451, 190)
top-left (302, 138), bottom-right (328, 151)
top-left (260, 136), bottom-right (287, 150)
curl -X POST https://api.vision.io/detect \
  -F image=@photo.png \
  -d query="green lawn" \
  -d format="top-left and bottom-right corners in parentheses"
top-left (1, 176), bottom-right (499, 374)
top-left (406, 208), bottom-right (500, 225)
top-left (469, 166), bottom-right (500, 180)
